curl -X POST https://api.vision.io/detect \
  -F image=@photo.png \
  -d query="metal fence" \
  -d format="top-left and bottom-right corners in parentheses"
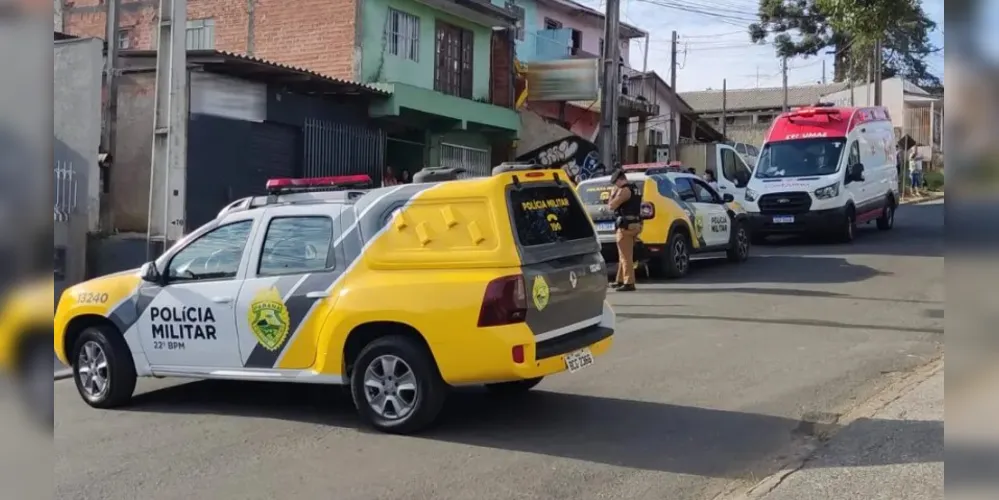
top-left (440, 143), bottom-right (491, 177)
top-left (54, 160), bottom-right (78, 222)
top-left (303, 118), bottom-right (386, 180)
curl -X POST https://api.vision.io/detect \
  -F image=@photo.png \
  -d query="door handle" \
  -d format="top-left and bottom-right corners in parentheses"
top-left (719, 186), bottom-right (728, 190)
top-left (210, 296), bottom-right (233, 304)
top-left (305, 291), bottom-right (329, 299)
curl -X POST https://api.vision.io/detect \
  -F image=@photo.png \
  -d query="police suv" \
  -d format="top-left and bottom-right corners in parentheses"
top-left (54, 168), bottom-right (616, 434)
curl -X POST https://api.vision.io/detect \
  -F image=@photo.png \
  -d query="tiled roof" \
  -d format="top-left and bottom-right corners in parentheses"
top-left (679, 82), bottom-right (850, 113)
top-left (118, 49), bottom-right (389, 96)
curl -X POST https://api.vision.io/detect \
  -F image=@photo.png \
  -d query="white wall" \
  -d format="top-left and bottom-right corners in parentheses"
top-left (821, 77), bottom-right (907, 130)
top-left (625, 75), bottom-right (677, 149)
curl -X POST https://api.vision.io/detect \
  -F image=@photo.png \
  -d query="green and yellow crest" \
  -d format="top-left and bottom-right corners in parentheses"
top-left (532, 275), bottom-right (551, 311)
top-left (248, 287), bottom-right (290, 351)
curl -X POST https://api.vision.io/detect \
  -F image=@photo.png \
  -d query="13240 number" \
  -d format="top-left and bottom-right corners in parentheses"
top-left (76, 291), bottom-right (109, 304)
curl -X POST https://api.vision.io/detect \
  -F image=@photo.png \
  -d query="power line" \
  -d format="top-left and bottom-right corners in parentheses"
top-left (634, 0), bottom-right (757, 26)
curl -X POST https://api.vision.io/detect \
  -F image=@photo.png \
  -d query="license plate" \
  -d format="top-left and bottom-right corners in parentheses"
top-left (773, 216), bottom-right (795, 224)
top-left (596, 221), bottom-right (615, 231)
top-left (563, 348), bottom-right (594, 373)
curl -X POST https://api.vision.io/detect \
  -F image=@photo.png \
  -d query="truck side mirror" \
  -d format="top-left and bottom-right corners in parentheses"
top-left (140, 261), bottom-right (162, 284)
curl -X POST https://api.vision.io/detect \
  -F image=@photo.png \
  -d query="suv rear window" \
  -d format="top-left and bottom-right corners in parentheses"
top-left (578, 180), bottom-right (646, 205)
top-left (509, 184), bottom-right (595, 246)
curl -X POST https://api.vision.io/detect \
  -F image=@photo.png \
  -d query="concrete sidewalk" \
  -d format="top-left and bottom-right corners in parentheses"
top-left (753, 365), bottom-right (943, 500)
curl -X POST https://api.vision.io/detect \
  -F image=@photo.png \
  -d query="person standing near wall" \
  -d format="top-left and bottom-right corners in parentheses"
top-left (382, 166), bottom-right (400, 187)
top-left (607, 169), bottom-right (642, 292)
top-left (909, 148), bottom-right (924, 195)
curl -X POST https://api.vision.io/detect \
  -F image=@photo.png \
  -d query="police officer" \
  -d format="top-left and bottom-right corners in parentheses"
top-left (607, 169), bottom-right (642, 292)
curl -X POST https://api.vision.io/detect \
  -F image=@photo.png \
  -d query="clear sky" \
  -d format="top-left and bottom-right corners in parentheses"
top-left (575, 0), bottom-right (945, 92)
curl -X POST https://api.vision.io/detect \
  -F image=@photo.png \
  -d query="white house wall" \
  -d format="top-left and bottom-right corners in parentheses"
top-left (821, 77), bottom-right (906, 130)
top-left (625, 76), bottom-right (676, 148)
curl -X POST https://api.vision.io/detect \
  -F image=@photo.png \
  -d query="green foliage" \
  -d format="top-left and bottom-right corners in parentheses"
top-left (749, 0), bottom-right (941, 87)
top-left (923, 170), bottom-right (944, 191)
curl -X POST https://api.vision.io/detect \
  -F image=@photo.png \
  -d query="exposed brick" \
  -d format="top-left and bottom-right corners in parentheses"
top-left (489, 29), bottom-right (513, 108)
top-left (63, 0), bottom-right (358, 80)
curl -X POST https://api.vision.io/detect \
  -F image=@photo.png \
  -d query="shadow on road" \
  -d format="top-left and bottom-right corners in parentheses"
top-left (634, 286), bottom-right (939, 306)
top-left (645, 255), bottom-right (891, 286)
top-left (120, 381), bottom-right (942, 478)
top-left (614, 310), bottom-right (944, 335)
top-left (755, 203), bottom-right (943, 258)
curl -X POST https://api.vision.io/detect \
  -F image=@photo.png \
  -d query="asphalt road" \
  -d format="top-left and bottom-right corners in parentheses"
top-left (54, 200), bottom-right (944, 500)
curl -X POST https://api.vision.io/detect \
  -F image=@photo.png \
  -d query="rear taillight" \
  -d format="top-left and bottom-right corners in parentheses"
top-left (477, 275), bottom-right (528, 327)
top-left (640, 202), bottom-right (655, 219)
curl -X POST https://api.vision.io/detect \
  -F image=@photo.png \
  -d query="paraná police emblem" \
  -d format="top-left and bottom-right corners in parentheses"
top-left (248, 287), bottom-right (291, 351)
top-left (532, 275), bottom-right (551, 311)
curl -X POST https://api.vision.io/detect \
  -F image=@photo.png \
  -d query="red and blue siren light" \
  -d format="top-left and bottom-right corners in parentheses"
top-left (266, 174), bottom-right (373, 193)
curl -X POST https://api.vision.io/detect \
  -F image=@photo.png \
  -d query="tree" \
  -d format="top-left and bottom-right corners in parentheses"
top-left (748, 0), bottom-right (941, 87)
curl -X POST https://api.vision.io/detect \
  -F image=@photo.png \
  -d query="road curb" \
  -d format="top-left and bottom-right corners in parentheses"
top-left (713, 355), bottom-right (944, 500)
top-left (900, 193), bottom-right (944, 205)
top-left (54, 368), bottom-right (73, 380)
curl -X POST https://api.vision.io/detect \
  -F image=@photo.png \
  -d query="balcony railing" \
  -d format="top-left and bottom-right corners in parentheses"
top-left (535, 29), bottom-right (572, 61)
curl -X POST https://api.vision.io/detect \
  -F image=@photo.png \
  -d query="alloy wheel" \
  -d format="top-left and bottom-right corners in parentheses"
top-left (363, 355), bottom-right (418, 420)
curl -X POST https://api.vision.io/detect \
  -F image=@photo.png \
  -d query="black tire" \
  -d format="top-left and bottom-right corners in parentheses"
top-left (659, 230), bottom-right (691, 279)
top-left (485, 377), bottom-right (543, 395)
top-left (17, 335), bottom-right (54, 427)
top-left (837, 206), bottom-right (857, 243)
top-left (877, 197), bottom-right (896, 231)
top-left (72, 325), bottom-right (136, 409)
top-left (350, 335), bottom-right (447, 434)
top-left (727, 222), bottom-right (751, 262)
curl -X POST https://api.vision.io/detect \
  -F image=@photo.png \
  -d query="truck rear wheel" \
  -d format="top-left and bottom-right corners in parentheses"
top-left (350, 335), bottom-right (447, 434)
top-left (658, 231), bottom-right (691, 279)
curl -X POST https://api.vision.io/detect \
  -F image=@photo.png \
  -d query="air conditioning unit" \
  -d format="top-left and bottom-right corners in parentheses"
top-left (654, 146), bottom-right (670, 163)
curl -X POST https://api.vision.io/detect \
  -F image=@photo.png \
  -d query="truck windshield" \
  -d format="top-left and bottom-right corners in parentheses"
top-left (755, 138), bottom-right (846, 179)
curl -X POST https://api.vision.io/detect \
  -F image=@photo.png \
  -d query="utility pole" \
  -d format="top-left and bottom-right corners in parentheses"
top-left (721, 79), bottom-right (727, 137)
top-left (866, 57), bottom-right (872, 105)
top-left (848, 58), bottom-right (855, 106)
top-left (873, 38), bottom-right (883, 105)
top-left (642, 32), bottom-right (649, 74)
top-left (781, 56), bottom-right (789, 112)
top-left (147, 0), bottom-right (189, 258)
top-left (668, 30), bottom-right (677, 161)
top-left (246, 0), bottom-right (256, 56)
top-left (598, 0), bottom-right (622, 168)
top-left (822, 59), bottom-right (826, 85)
top-left (100, 0), bottom-right (121, 233)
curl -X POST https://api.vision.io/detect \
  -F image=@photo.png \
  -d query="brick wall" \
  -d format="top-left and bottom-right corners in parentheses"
top-left (62, 0), bottom-right (358, 80)
top-left (489, 29), bottom-right (513, 108)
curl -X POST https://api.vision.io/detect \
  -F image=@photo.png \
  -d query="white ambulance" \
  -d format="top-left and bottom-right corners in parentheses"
top-left (742, 105), bottom-right (899, 242)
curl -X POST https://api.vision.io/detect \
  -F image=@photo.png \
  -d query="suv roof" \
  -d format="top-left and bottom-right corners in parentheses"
top-left (217, 164), bottom-right (574, 221)
top-left (579, 171), bottom-right (700, 185)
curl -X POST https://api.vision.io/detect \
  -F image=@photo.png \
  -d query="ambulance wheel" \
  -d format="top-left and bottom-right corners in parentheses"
top-left (351, 335), bottom-right (447, 434)
top-left (72, 325), bottom-right (136, 409)
top-left (837, 207), bottom-right (857, 243)
top-left (877, 197), bottom-right (896, 231)
top-left (660, 231), bottom-right (691, 279)
top-left (727, 223), bottom-right (751, 262)
top-left (485, 377), bottom-right (543, 395)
